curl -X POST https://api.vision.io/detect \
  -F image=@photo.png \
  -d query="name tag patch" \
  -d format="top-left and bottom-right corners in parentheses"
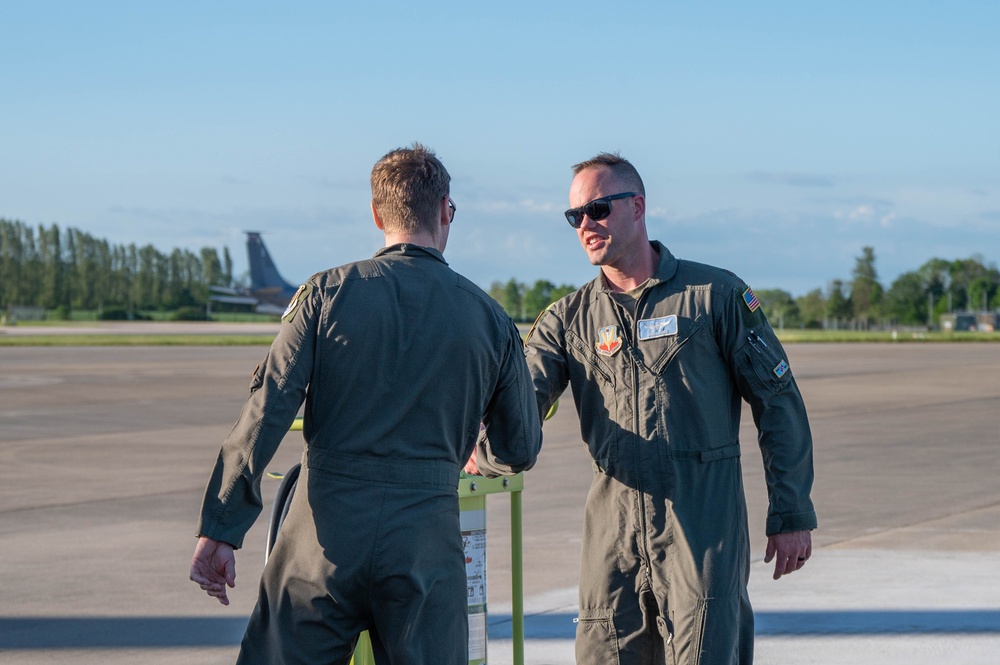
top-left (638, 315), bottom-right (678, 340)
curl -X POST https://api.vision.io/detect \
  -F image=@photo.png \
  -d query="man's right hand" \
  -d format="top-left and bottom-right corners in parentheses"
top-left (190, 536), bottom-right (236, 605)
top-left (464, 423), bottom-right (486, 475)
top-left (464, 450), bottom-right (481, 476)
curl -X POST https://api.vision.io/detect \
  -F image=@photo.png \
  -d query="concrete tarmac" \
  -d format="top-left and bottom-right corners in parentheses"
top-left (1, 341), bottom-right (998, 664)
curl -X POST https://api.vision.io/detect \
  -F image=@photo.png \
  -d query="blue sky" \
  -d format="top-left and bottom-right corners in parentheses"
top-left (2, 1), bottom-right (997, 296)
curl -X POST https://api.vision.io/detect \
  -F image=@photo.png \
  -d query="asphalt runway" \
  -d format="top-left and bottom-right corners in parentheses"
top-left (1, 341), bottom-right (999, 664)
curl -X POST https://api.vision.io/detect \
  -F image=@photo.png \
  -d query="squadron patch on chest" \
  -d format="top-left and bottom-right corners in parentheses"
top-left (638, 315), bottom-right (677, 340)
top-left (595, 325), bottom-right (623, 357)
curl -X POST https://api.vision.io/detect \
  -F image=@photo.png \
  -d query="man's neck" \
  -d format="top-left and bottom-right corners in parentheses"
top-left (601, 243), bottom-right (659, 293)
top-left (383, 231), bottom-right (441, 252)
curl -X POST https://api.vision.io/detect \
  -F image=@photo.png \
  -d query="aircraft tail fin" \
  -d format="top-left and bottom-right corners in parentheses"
top-left (246, 232), bottom-right (296, 292)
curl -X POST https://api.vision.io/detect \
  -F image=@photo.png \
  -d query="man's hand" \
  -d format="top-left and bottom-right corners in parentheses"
top-left (464, 449), bottom-right (481, 476)
top-left (464, 423), bottom-right (485, 476)
top-left (764, 530), bottom-right (812, 580)
top-left (190, 536), bottom-right (236, 605)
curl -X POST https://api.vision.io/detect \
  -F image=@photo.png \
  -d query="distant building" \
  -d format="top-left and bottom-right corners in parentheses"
top-left (975, 312), bottom-right (1000, 332)
top-left (940, 311), bottom-right (999, 332)
top-left (3, 305), bottom-right (46, 324)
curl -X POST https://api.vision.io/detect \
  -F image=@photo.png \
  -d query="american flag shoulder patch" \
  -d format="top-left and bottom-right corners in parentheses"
top-left (743, 287), bottom-right (760, 313)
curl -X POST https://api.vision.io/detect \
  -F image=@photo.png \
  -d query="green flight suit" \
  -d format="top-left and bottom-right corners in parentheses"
top-left (483, 241), bottom-right (816, 665)
top-left (196, 244), bottom-right (541, 665)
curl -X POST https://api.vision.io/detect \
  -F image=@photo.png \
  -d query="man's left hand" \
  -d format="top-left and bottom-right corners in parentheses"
top-left (764, 530), bottom-right (812, 580)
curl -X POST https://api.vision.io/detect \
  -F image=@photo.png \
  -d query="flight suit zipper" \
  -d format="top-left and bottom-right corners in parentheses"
top-left (609, 290), bottom-right (657, 584)
top-left (632, 290), bottom-right (657, 587)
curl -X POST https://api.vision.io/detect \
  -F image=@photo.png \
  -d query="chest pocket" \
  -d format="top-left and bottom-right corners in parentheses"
top-left (643, 315), bottom-right (707, 376)
top-left (566, 330), bottom-right (616, 385)
top-left (565, 330), bottom-right (619, 468)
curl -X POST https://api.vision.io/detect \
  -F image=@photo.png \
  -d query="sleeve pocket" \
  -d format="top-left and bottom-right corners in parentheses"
top-left (737, 345), bottom-right (784, 398)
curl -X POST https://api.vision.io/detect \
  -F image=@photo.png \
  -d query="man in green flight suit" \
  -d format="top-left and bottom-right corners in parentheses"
top-left (190, 143), bottom-right (541, 664)
top-left (472, 152), bottom-right (816, 664)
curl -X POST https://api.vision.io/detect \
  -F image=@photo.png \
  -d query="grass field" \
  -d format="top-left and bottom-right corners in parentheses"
top-left (774, 329), bottom-right (999, 343)
top-left (2, 326), bottom-right (998, 346)
top-left (14, 312), bottom-right (279, 324)
top-left (0, 334), bottom-right (278, 346)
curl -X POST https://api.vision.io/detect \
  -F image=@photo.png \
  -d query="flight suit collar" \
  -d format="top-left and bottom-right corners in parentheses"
top-left (649, 241), bottom-right (679, 286)
top-left (374, 243), bottom-right (449, 266)
top-left (592, 240), bottom-right (678, 295)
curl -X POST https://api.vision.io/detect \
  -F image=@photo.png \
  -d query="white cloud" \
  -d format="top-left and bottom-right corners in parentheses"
top-left (832, 197), bottom-right (896, 226)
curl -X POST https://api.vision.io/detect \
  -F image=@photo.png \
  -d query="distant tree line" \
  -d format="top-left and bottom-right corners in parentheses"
top-left (756, 246), bottom-right (1000, 330)
top-left (4, 218), bottom-right (998, 329)
top-left (489, 278), bottom-right (577, 323)
top-left (0, 218), bottom-right (235, 317)
top-left (491, 246), bottom-right (1000, 331)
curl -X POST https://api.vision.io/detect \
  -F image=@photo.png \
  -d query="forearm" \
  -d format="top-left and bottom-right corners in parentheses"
top-left (756, 381), bottom-right (817, 535)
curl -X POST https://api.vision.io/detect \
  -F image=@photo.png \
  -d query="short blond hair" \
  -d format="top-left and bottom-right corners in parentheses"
top-left (572, 152), bottom-right (645, 196)
top-left (370, 143), bottom-right (451, 234)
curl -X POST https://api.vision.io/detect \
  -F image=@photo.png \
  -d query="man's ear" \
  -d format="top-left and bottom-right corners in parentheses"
top-left (439, 196), bottom-right (451, 228)
top-left (632, 194), bottom-right (646, 222)
top-left (371, 201), bottom-right (385, 230)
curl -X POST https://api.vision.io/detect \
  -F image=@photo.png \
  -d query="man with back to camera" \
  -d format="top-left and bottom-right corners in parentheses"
top-left (471, 152), bottom-right (816, 664)
top-left (189, 143), bottom-right (542, 664)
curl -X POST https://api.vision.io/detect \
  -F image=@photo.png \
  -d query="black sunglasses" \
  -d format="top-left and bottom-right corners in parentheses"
top-left (564, 192), bottom-right (636, 228)
top-left (447, 197), bottom-right (456, 223)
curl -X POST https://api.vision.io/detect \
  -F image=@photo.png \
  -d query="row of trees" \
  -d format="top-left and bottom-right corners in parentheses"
top-left (491, 247), bottom-right (1000, 331)
top-left (4, 218), bottom-right (999, 329)
top-left (0, 219), bottom-right (236, 315)
top-left (488, 278), bottom-right (577, 323)
top-left (756, 247), bottom-right (1000, 329)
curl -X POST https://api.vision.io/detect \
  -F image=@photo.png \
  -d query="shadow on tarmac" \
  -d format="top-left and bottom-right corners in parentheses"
top-left (483, 610), bottom-right (1000, 639)
top-left (4, 610), bottom-right (1000, 649)
top-left (0, 616), bottom-right (248, 649)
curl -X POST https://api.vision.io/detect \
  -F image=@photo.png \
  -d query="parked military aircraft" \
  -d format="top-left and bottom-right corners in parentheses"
top-left (209, 232), bottom-right (299, 315)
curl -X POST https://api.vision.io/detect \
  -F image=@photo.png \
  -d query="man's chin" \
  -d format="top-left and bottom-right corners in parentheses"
top-left (582, 246), bottom-right (604, 266)
top-left (588, 251), bottom-right (609, 267)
